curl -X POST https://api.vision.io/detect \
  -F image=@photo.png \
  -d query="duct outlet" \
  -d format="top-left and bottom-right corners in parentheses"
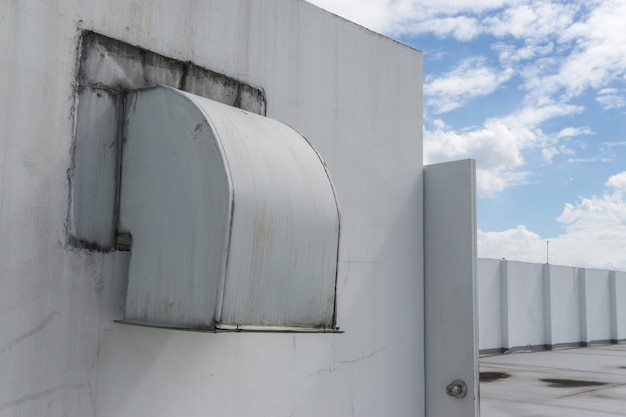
top-left (67, 33), bottom-right (340, 330)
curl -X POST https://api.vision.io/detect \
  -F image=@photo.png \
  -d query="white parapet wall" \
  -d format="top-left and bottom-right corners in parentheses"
top-left (0, 1), bottom-right (426, 416)
top-left (615, 271), bottom-right (626, 340)
top-left (477, 257), bottom-right (504, 354)
top-left (505, 261), bottom-right (546, 349)
top-left (478, 258), bottom-right (626, 354)
top-left (545, 264), bottom-right (582, 347)
top-left (580, 268), bottom-right (613, 345)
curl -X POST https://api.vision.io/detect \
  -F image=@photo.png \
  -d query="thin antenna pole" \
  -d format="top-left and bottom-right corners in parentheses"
top-left (546, 240), bottom-right (549, 264)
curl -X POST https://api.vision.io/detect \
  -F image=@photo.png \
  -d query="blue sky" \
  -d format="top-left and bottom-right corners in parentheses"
top-left (307, 0), bottom-right (626, 270)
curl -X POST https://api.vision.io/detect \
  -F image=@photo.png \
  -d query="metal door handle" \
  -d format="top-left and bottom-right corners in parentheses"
top-left (446, 379), bottom-right (467, 399)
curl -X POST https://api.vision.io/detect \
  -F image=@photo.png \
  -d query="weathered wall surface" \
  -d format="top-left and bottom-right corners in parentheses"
top-left (506, 261), bottom-right (546, 349)
top-left (0, 1), bottom-right (423, 416)
top-left (545, 264), bottom-right (581, 346)
top-left (581, 268), bottom-right (612, 344)
top-left (478, 259), bottom-right (626, 354)
top-left (477, 259), bottom-right (503, 352)
top-left (615, 271), bottom-right (626, 341)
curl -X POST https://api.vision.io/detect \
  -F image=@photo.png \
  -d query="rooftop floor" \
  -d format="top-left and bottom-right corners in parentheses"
top-left (480, 344), bottom-right (626, 416)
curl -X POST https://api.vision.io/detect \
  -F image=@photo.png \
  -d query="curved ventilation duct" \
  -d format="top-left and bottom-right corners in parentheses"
top-left (117, 86), bottom-right (340, 331)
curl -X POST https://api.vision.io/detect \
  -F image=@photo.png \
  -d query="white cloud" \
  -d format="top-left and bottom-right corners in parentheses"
top-left (425, 57), bottom-right (513, 113)
top-left (542, 144), bottom-right (575, 163)
top-left (308, 0), bottom-right (579, 44)
top-left (596, 89), bottom-right (626, 110)
top-left (402, 15), bottom-right (481, 41)
top-left (539, 127), bottom-right (593, 162)
top-left (425, 119), bottom-right (529, 196)
top-left (492, 41), bottom-right (555, 64)
top-left (309, 0), bottom-right (626, 104)
top-left (567, 157), bottom-right (613, 163)
top-left (479, 172), bottom-right (626, 270)
top-left (310, 0), bottom-right (626, 118)
top-left (603, 141), bottom-right (626, 148)
top-left (599, 88), bottom-right (619, 95)
top-left (541, 147), bottom-right (558, 163)
top-left (393, 2), bottom-right (578, 42)
top-left (509, 101), bottom-right (583, 126)
top-left (556, 126), bottom-right (593, 138)
top-left (306, 0), bottom-right (524, 36)
top-left (607, 171), bottom-right (626, 192)
top-left (425, 119), bottom-right (523, 164)
top-left (425, 101), bottom-right (582, 194)
top-left (553, 184), bottom-right (626, 269)
top-left (477, 169), bottom-right (531, 197)
top-left (482, 1), bottom-right (579, 39)
top-left (478, 225), bottom-right (545, 263)
top-left (305, 0), bottom-right (397, 33)
top-left (557, 195), bottom-right (625, 232)
top-left (544, 0), bottom-right (626, 99)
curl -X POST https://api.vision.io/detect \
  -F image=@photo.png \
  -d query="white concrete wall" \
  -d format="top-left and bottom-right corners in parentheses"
top-left (0, 1), bottom-right (424, 416)
top-left (477, 259), bottom-right (503, 351)
top-left (505, 261), bottom-right (546, 349)
top-left (581, 268), bottom-right (613, 344)
top-left (614, 271), bottom-right (626, 340)
top-left (545, 264), bottom-right (581, 346)
top-left (423, 160), bottom-right (479, 416)
top-left (478, 259), bottom-right (626, 353)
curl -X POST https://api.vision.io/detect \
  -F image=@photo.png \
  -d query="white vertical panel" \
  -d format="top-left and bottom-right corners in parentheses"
top-left (544, 264), bottom-right (553, 346)
top-left (501, 260), bottom-right (511, 350)
top-left (581, 268), bottom-right (612, 343)
top-left (424, 159), bottom-right (479, 417)
top-left (476, 258), bottom-right (503, 352)
top-left (615, 271), bottom-right (626, 341)
top-left (610, 271), bottom-right (618, 342)
top-left (578, 268), bottom-right (588, 344)
top-left (545, 264), bottom-right (582, 347)
top-left (506, 261), bottom-right (546, 348)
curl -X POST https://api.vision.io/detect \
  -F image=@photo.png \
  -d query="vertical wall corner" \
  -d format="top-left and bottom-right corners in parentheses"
top-left (500, 259), bottom-right (510, 350)
top-left (543, 263), bottom-right (553, 347)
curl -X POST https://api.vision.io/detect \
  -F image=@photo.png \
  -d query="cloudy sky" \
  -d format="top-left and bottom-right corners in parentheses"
top-left (308, 0), bottom-right (626, 270)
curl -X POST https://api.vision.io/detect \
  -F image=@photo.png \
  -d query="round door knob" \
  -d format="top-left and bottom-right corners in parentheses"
top-left (446, 379), bottom-right (467, 399)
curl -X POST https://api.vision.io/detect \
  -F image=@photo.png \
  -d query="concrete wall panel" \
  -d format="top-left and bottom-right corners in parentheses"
top-left (546, 264), bottom-right (581, 346)
top-left (581, 268), bottom-right (613, 343)
top-left (424, 160), bottom-right (478, 416)
top-left (477, 258), bottom-right (503, 351)
top-left (506, 261), bottom-right (546, 348)
top-left (614, 271), bottom-right (626, 341)
top-left (0, 1), bottom-right (424, 416)
top-left (478, 259), bottom-right (626, 353)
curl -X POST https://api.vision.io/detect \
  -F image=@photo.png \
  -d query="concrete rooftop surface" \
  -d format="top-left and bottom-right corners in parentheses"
top-left (480, 344), bottom-right (626, 416)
